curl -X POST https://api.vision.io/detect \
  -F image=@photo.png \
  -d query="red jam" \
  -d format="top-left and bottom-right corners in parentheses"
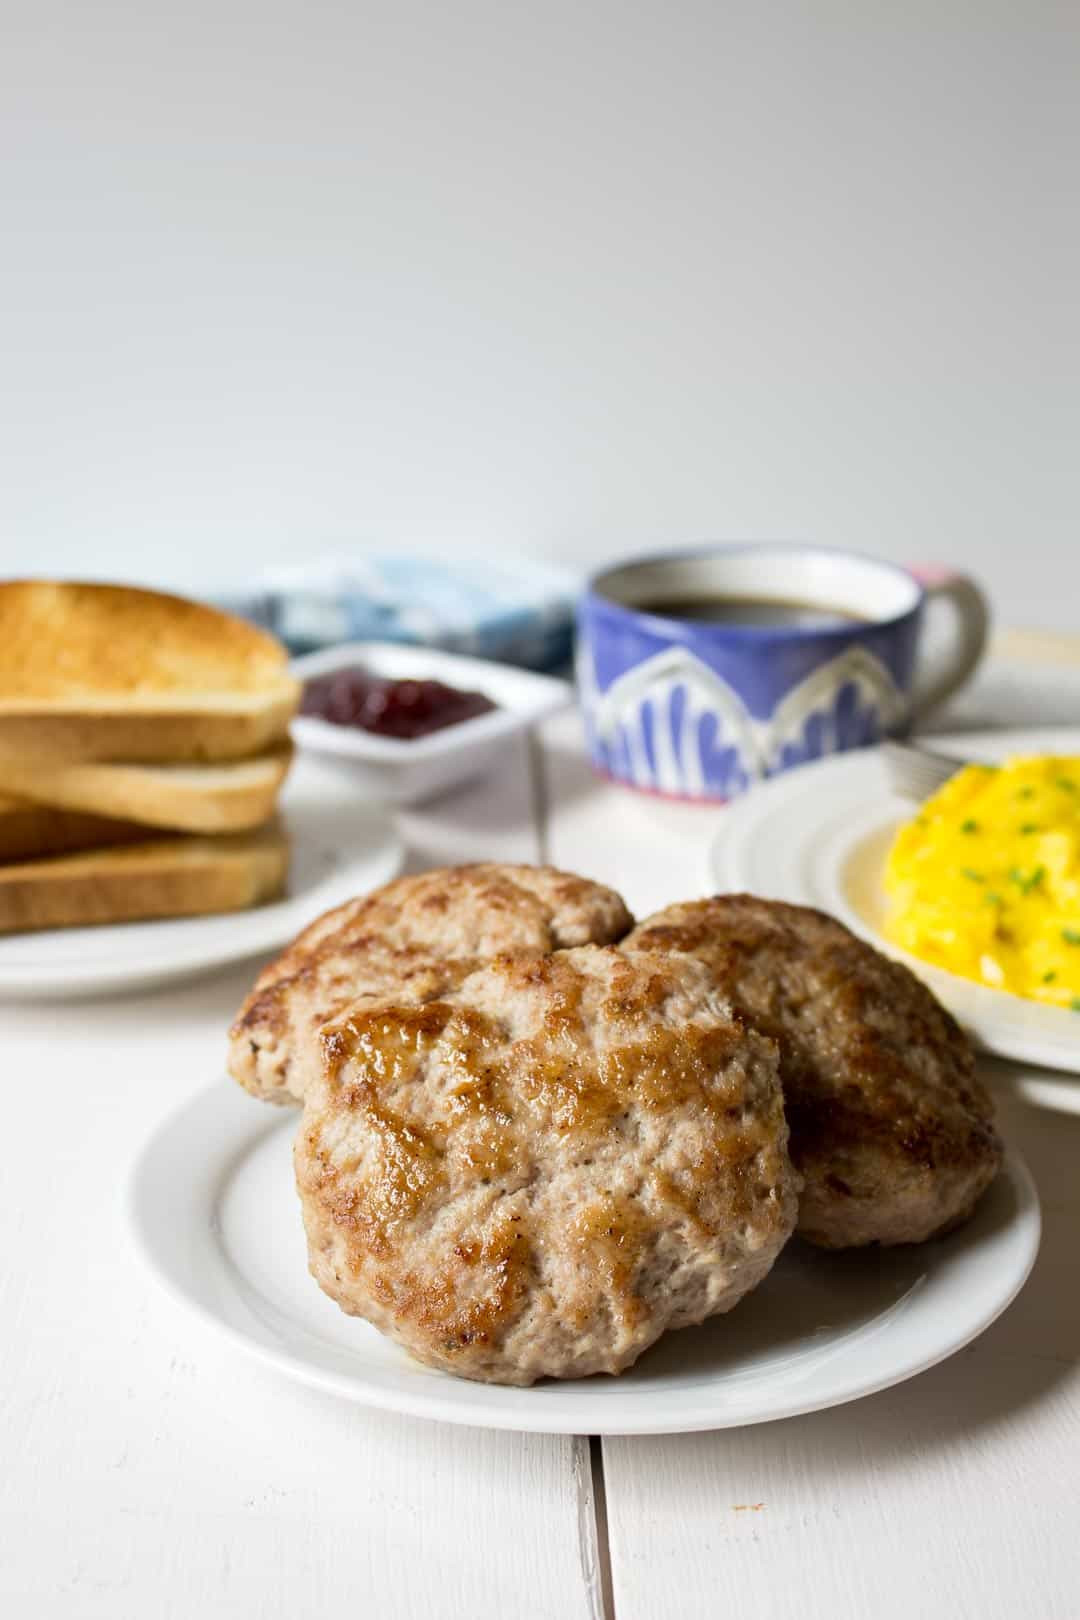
top-left (301, 667), bottom-right (497, 739)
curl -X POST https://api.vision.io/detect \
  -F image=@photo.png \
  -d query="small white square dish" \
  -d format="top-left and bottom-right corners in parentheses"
top-left (290, 642), bottom-right (573, 804)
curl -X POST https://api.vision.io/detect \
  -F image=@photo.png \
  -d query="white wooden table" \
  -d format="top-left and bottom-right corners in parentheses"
top-left (4, 645), bottom-right (1080, 1620)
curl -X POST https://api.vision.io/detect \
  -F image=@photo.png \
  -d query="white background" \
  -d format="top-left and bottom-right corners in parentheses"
top-left (2, 14), bottom-right (1080, 1606)
top-left (2, 2), bottom-right (1077, 622)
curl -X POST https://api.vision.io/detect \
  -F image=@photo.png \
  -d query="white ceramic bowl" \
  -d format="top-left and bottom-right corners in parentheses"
top-left (290, 642), bottom-right (572, 805)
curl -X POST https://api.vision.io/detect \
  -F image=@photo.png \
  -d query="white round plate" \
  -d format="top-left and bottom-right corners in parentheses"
top-left (0, 758), bottom-right (403, 997)
top-left (709, 726), bottom-right (1080, 1075)
top-left (129, 1079), bottom-right (1039, 1436)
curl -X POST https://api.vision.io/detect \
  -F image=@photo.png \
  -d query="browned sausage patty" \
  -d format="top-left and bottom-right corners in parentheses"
top-left (228, 863), bottom-right (634, 1105)
top-left (297, 946), bottom-right (798, 1384)
top-left (624, 895), bottom-right (1002, 1248)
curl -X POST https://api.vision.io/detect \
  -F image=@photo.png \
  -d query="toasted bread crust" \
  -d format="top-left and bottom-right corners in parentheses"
top-left (0, 581), bottom-right (298, 761)
top-left (0, 580), bottom-right (289, 696)
top-left (0, 743), bottom-right (292, 833)
top-left (0, 796), bottom-right (159, 862)
top-left (0, 692), bottom-right (298, 764)
top-left (0, 823), bottom-right (288, 932)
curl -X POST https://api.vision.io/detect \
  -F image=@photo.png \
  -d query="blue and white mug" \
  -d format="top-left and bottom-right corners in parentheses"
top-left (576, 544), bottom-right (989, 801)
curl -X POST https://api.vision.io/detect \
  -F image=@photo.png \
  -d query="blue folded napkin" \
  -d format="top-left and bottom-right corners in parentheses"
top-left (216, 555), bottom-right (578, 672)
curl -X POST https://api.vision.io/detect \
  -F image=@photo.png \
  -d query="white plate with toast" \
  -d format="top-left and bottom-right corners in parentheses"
top-left (708, 726), bottom-right (1080, 1074)
top-left (129, 1077), bottom-right (1039, 1435)
top-left (0, 758), bottom-right (404, 997)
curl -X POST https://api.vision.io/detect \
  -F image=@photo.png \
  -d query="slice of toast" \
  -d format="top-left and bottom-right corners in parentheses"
top-left (0, 822), bottom-right (289, 933)
top-left (0, 744), bottom-right (292, 833)
top-left (0, 795), bottom-right (159, 863)
top-left (0, 581), bottom-right (299, 761)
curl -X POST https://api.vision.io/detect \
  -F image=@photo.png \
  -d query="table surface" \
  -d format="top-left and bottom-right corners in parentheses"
top-left (4, 639), bottom-right (1080, 1620)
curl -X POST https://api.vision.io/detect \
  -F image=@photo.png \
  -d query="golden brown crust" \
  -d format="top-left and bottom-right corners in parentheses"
top-left (624, 895), bottom-right (1002, 1248)
top-left (0, 580), bottom-right (289, 698)
top-left (0, 796), bottom-right (159, 862)
top-left (0, 696), bottom-right (299, 765)
top-left (0, 581), bottom-right (298, 762)
top-left (0, 822), bottom-right (288, 932)
top-left (0, 744), bottom-right (293, 834)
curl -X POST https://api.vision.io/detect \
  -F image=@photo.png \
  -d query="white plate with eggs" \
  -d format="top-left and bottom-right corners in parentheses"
top-left (708, 726), bottom-right (1080, 1075)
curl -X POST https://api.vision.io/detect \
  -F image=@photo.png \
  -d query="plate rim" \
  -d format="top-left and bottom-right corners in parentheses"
top-left (127, 1081), bottom-right (1042, 1436)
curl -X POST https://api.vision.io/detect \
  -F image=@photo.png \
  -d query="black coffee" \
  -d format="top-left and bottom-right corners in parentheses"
top-left (637, 595), bottom-right (869, 630)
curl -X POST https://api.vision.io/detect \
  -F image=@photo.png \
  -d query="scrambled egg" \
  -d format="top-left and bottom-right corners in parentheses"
top-left (883, 756), bottom-right (1080, 1008)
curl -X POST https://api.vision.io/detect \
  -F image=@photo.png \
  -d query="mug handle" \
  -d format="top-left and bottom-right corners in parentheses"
top-left (906, 563), bottom-right (991, 720)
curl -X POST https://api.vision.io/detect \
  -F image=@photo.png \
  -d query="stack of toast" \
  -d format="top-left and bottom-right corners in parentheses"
top-left (0, 582), bottom-right (300, 933)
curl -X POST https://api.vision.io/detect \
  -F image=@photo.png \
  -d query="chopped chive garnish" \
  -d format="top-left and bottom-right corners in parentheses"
top-left (1057, 778), bottom-right (1077, 793)
top-left (1071, 997), bottom-right (1080, 1014)
top-left (1043, 970), bottom-right (1058, 983)
top-left (1018, 786), bottom-right (1036, 800)
top-left (1020, 823), bottom-right (1041, 835)
top-left (1062, 929), bottom-right (1080, 946)
top-left (985, 891), bottom-right (1003, 906)
top-left (1010, 865), bottom-right (1046, 895)
top-left (961, 868), bottom-right (984, 883)
top-left (960, 818), bottom-right (979, 834)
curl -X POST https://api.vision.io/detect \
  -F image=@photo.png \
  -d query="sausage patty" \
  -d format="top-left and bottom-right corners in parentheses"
top-left (228, 863), bottom-right (634, 1104)
top-left (296, 946), bottom-right (799, 1383)
top-left (624, 895), bottom-right (1002, 1248)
